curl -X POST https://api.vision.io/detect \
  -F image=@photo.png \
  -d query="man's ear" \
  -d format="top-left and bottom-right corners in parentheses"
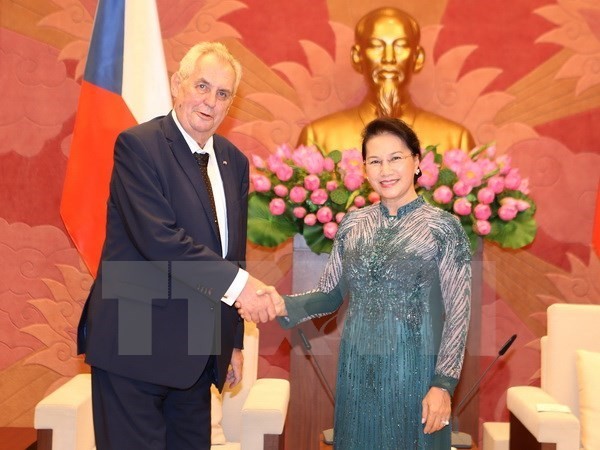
top-left (413, 46), bottom-right (425, 73)
top-left (170, 72), bottom-right (180, 98)
top-left (351, 45), bottom-right (363, 73)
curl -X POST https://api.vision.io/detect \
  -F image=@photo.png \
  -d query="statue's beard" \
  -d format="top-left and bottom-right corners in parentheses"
top-left (372, 69), bottom-right (404, 117)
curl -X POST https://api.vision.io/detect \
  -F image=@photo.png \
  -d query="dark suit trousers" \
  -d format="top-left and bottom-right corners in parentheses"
top-left (91, 357), bottom-right (215, 450)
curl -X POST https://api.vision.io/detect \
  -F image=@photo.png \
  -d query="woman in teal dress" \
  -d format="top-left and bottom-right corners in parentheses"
top-left (264, 118), bottom-right (471, 449)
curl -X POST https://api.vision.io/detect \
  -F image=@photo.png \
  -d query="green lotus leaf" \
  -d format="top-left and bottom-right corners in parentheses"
top-left (247, 193), bottom-right (298, 247)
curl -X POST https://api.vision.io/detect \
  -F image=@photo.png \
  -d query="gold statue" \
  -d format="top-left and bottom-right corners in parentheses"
top-left (298, 7), bottom-right (474, 153)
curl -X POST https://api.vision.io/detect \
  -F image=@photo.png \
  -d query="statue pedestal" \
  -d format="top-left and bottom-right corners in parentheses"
top-left (286, 235), bottom-right (482, 450)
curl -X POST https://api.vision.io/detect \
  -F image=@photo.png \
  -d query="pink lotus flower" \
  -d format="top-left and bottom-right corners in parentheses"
top-left (297, 148), bottom-right (325, 174)
top-left (474, 204), bottom-right (492, 221)
top-left (453, 198), bottom-right (472, 216)
top-left (293, 206), bottom-right (307, 219)
top-left (323, 221), bottom-right (338, 239)
top-left (516, 199), bottom-right (530, 212)
top-left (273, 184), bottom-right (288, 197)
top-left (474, 220), bottom-right (491, 235)
top-left (504, 168), bottom-right (522, 190)
top-left (458, 160), bottom-right (483, 187)
top-left (251, 154), bottom-right (265, 169)
top-left (289, 186), bottom-right (307, 203)
top-left (368, 191), bottom-right (381, 204)
top-left (343, 172), bottom-right (364, 191)
top-left (338, 149), bottom-right (364, 174)
top-left (477, 158), bottom-right (497, 175)
top-left (269, 198), bottom-right (286, 215)
top-left (275, 143), bottom-right (293, 159)
top-left (433, 185), bottom-right (453, 204)
top-left (443, 149), bottom-right (469, 173)
top-left (310, 188), bottom-right (328, 205)
top-left (499, 197), bottom-right (517, 207)
top-left (251, 174), bottom-right (271, 193)
top-left (417, 151), bottom-right (439, 188)
top-left (335, 212), bottom-right (346, 223)
top-left (354, 195), bottom-right (366, 207)
top-left (275, 164), bottom-right (293, 182)
top-left (304, 174), bottom-right (320, 191)
top-left (496, 154), bottom-right (511, 175)
top-left (323, 157), bottom-right (335, 171)
top-left (266, 154), bottom-right (284, 172)
top-left (477, 187), bottom-right (495, 204)
top-left (326, 180), bottom-right (338, 191)
top-left (304, 213), bottom-right (317, 226)
top-left (316, 206), bottom-right (333, 223)
top-left (487, 176), bottom-right (505, 194)
top-left (453, 180), bottom-right (472, 197)
top-left (498, 204), bottom-right (518, 221)
top-left (518, 179), bottom-right (530, 195)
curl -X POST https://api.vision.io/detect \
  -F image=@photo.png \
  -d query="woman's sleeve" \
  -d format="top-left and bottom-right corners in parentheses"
top-left (430, 215), bottom-right (472, 395)
top-left (276, 216), bottom-right (350, 329)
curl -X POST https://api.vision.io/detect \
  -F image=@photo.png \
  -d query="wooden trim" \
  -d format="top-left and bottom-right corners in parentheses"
top-left (509, 413), bottom-right (556, 450)
top-left (36, 429), bottom-right (53, 450)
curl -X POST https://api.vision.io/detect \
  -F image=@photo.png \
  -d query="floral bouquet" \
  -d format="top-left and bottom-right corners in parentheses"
top-left (247, 143), bottom-right (537, 254)
top-left (247, 144), bottom-right (379, 254)
top-left (416, 144), bottom-right (537, 251)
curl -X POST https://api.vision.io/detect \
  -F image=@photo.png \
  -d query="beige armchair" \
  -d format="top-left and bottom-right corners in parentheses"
top-left (505, 303), bottom-right (600, 450)
top-left (34, 322), bottom-right (289, 450)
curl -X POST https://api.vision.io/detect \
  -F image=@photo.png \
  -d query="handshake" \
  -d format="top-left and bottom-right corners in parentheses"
top-left (234, 275), bottom-right (288, 323)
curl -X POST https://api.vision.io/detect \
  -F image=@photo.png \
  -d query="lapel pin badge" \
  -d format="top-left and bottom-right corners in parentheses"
top-left (223, 160), bottom-right (228, 165)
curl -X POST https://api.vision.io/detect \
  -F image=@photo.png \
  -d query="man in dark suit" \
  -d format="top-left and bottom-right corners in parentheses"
top-left (77, 41), bottom-right (277, 450)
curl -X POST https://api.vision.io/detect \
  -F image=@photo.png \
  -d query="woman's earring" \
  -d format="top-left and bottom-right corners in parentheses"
top-left (415, 167), bottom-right (421, 176)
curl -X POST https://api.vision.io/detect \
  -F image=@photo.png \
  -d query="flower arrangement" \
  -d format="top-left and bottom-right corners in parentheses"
top-left (247, 143), bottom-right (537, 254)
top-left (247, 144), bottom-right (378, 254)
top-left (416, 144), bottom-right (537, 251)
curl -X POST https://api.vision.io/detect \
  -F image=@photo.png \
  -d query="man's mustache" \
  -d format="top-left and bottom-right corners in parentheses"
top-left (372, 68), bottom-right (402, 80)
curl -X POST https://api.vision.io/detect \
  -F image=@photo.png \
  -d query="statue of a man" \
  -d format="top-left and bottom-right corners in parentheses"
top-left (298, 7), bottom-right (474, 153)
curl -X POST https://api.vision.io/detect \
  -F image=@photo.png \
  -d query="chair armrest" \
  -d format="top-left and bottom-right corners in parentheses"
top-left (34, 374), bottom-right (95, 450)
top-left (240, 378), bottom-right (290, 450)
top-left (507, 386), bottom-right (580, 450)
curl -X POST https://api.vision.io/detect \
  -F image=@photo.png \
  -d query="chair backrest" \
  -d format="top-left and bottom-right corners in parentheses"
top-left (220, 322), bottom-right (259, 442)
top-left (542, 303), bottom-right (600, 418)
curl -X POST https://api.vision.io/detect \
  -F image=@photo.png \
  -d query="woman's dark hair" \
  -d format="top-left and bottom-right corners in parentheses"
top-left (361, 117), bottom-right (421, 161)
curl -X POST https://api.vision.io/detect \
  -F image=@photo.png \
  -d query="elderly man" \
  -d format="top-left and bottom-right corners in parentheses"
top-left (78, 41), bottom-right (278, 450)
top-left (298, 7), bottom-right (474, 153)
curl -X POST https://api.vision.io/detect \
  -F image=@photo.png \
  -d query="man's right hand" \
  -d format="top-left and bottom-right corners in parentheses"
top-left (235, 275), bottom-right (277, 323)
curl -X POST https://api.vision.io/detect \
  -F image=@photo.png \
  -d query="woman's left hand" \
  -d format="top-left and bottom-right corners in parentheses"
top-left (421, 387), bottom-right (452, 434)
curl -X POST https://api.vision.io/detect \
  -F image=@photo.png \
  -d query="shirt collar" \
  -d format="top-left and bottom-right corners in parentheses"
top-left (171, 110), bottom-right (215, 155)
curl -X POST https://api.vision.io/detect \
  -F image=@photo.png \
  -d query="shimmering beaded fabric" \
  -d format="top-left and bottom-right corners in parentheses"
top-left (287, 196), bottom-right (471, 449)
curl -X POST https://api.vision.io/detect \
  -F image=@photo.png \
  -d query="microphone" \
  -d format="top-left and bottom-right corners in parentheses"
top-left (298, 329), bottom-right (335, 444)
top-left (451, 334), bottom-right (517, 449)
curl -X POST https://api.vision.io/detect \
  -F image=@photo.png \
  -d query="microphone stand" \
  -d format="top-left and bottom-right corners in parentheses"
top-left (298, 329), bottom-right (335, 444)
top-left (451, 334), bottom-right (517, 449)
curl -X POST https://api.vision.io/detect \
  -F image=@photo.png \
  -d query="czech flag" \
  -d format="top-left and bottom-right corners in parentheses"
top-left (60, 0), bottom-right (172, 277)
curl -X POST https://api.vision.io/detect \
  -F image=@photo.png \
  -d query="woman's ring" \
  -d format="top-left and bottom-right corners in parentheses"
top-left (442, 420), bottom-right (450, 426)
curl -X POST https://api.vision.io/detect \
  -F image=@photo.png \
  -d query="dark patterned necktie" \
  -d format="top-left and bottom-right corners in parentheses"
top-left (193, 152), bottom-right (221, 241)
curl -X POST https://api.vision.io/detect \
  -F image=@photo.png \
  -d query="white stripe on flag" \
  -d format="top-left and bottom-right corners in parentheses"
top-left (122, 0), bottom-right (172, 123)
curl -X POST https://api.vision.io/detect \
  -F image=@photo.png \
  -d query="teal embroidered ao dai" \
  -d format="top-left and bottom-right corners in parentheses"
top-left (280, 196), bottom-right (472, 450)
